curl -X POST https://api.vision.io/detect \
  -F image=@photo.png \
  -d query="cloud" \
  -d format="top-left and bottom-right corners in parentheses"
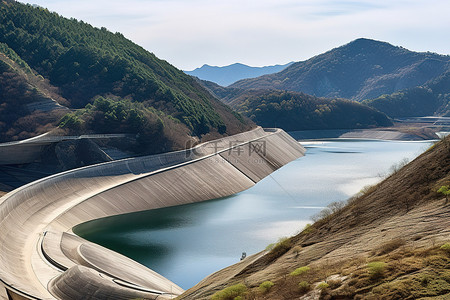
top-left (25, 0), bottom-right (450, 69)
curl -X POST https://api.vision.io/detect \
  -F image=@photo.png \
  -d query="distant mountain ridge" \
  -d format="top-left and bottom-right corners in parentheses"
top-left (185, 62), bottom-right (294, 86)
top-left (230, 38), bottom-right (450, 101)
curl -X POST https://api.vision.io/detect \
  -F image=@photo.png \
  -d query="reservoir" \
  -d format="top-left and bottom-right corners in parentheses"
top-left (74, 138), bottom-right (433, 289)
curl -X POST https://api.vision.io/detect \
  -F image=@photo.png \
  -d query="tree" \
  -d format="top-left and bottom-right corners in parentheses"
top-left (437, 185), bottom-right (450, 204)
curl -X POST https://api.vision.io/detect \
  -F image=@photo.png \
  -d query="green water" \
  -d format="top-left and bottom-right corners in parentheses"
top-left (74, 138), bottom-right (432, 289)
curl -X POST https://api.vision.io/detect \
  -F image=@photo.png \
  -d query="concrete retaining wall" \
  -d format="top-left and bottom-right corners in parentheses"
top-left (0, 128), bottom-right (305, 299)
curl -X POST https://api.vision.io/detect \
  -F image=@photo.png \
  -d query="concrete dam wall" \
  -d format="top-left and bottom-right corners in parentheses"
top-left (0, 128), bottom-right (305, 300)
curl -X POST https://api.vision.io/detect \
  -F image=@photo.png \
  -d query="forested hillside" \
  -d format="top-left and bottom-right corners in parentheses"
top-left (230, 38), bottom-right (450, 102)
top-left (364, 71), bottom-right (450, 117)
top-left (201, 78), bottom-right (393, 131)
top-left (0, 42), bottom-right (68, 141)
top-left (0, 0), bottom-right (252, 150)
top-left (228, 90), bottom-right (392, 130)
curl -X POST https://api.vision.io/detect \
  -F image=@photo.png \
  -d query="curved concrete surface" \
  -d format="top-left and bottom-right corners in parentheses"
top-left (0, 127), bottom-right (305, 299)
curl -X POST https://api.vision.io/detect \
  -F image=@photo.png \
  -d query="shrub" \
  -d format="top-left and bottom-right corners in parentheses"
top-left (265, 243), bottom-right (275, 251)
top-left (59, 113), bottom-right (83, 130)
top-left (298, 281), bottom-right (310, 293)
top-left (311, 208), bottom-right (331, 222)
top-left (311, 201), bottom-right (346, 222)
top-left (440, 243), bottom-right (450, 255)
top-left (358, 184), bottom-right (376, 197)
top-left (272, 237), bottom-right (291, 250)
top-left (210, 283), bottom-right (247, 300)
top-left (266, 237), bottom-right (292, 260)
top-left (290, 266), bottom-right (310, 276)
top-left (367, 261), bottom-right (386, 280)
top-left (301, 223), bottom-right (316, 234)
top-left (388, 158), bottom-right (409, 175)
top-left (348, 184), bottom-right (378, 205)
top-left (437, 186), bottom-right (450, 202)
top-left (259, 281), bottom-right (274, 294)
top-left (317, 282), bottom-right (329, 290)
top-left (292, 245), bottom-right (303, 255)
top-left (328, 201), bottom-right (346, 213)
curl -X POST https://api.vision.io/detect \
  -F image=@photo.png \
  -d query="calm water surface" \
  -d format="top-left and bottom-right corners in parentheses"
top-left (74, 138), bottom-right (432, 289)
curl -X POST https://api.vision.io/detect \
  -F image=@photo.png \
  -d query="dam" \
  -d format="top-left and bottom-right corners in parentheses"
top-left (0, 127), bottom-right (305, 300)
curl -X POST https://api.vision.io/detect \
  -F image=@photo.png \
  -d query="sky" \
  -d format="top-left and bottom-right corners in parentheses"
top-left (23, 0), bottom-right (450, 70)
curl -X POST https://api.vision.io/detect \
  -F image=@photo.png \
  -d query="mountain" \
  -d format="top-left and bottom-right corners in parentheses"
top-left (0, 42), bottom-right (68, 142)
top-left (185, 62), bottom-right (293, 87)
top-left (226, 89), bottom-right (393, 131)
top-left (364, 70), bottom-right (450, 117)
top-left (230, 38), bottom-right (450, 101)
top-left (180, 134), bottom-right (450, 299)
top-left (0, 1), bottom-right (252, 151)
top-left (201, 80), bottom-right (393, 130)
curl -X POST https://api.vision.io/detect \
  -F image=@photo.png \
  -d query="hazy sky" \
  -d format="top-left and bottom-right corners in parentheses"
top-left (23, 0), bottom-right (450, 70)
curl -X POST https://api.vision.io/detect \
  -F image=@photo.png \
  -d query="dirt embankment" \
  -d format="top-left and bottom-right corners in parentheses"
top-left (180, 137), bottom-right (450, 299)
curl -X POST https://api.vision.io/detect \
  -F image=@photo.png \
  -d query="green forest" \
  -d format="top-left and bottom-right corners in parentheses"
top-left (365, 71), bottom-right (450, 117)
top-left (59, 96), bottom-right (191, 153)
top-left (0, 0), bottom-right (251, 147)
top-left (233, 90), bottom-right (393, 130)
top-left (200, 78), bottom-right (394, 131)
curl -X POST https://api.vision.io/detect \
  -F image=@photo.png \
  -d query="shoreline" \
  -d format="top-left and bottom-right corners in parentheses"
top-left (289, 128), bottom-right (439, 141)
